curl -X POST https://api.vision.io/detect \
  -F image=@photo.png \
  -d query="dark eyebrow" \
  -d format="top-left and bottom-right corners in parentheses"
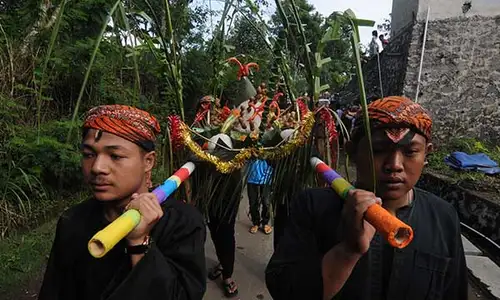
top-left (80, 144), bottom-right (127, 151)
top-left (408, 141), bottom-right (422, 147)
top-left (104, 145), bottom-right (126, 151)
top-left (371, 139), bottom-right (424, 148)
top-left (81, 144), bottom-right (94, 151)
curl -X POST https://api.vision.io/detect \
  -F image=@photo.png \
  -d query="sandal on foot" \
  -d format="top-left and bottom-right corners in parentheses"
top-left (263, 225), bottom-right (273, 235)
top-left (223, 279), bottom-right (239, 298)
top-left (208, 264), bottom-right (222, 280)
top-left (249, 225), bottom-right (259, 234)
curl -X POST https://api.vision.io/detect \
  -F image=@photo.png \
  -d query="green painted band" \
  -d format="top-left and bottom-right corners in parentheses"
top-left (340, 186), bottom-right (355, 199)
top-left (123, 209), bottom-right (141, 226)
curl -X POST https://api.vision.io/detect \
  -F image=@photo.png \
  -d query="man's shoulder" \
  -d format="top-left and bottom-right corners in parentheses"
top-left (58, 199), bottom-right (97, 225)
top-left (53, 199), bottom-right (98, 245)
top-left (415, 188), bottom-right (454, 210)
top-left (162, 199), bottom-right (204, 226)
top-left (294, 187), bottom-right (343, 217)
top-left (415, 188), bottom-right (459, 221)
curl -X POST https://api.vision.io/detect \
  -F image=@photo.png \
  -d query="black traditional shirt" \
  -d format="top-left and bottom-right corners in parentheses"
top-left (266, 187), bottom-right (468, 300)
top-left (39, 198), bottom-right (206, 300)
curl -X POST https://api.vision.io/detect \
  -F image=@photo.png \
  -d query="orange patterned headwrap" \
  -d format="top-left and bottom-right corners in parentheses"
top-left (83, 105), bottom-right (161, 151)
top-left (352, 96), bottom-right (432, 143)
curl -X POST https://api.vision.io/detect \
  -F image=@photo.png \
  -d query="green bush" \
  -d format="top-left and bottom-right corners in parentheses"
top-left (0, 120), bottom-right (85, 236)
top-left (6, 121), bottom-right (82, 191)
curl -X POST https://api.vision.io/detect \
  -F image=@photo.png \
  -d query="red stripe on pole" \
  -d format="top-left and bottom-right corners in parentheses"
top-left (315, 162), bottom-right (330, 173)
top-left (174, 168), bottom-right (190, 182)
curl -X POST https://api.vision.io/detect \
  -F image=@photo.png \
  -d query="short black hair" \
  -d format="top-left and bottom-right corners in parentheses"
top-left (372, 30), bottom-right (378, 36)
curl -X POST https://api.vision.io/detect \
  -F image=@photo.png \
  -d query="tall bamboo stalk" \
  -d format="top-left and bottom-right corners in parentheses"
top-left (345, 10), bottom-right (377, 192)
top-left (163, 0), bottom-right (184, 120)
top-left (288, 0), bottom-right (314, 98)
top-left (37, 0), bottom-right (68, 143)
top-left (67, 0), bottom-right (122, 143)
top-left (118, 2), bottom-right (141, 105)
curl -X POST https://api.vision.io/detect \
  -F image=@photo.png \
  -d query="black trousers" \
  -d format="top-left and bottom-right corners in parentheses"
top-left (201, 170), bottom-right (242, 280)
top-left (247, 183), bottom-right (270, 226)
top-left (273, 200), bottom-right (289, 250)
top-left (207, 201), bottom-right (238, 279)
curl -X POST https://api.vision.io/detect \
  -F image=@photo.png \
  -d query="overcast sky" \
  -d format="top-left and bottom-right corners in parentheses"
top-left (309, 0), bottom-right (393, 44)
top-left (194, 0), bottom-right (393, 45)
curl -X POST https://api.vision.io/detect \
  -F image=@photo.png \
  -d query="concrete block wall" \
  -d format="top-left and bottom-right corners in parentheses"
top-left (341, 0), bottom-right (500, 144)
top-left (403, 16), bottom-right (500, 143)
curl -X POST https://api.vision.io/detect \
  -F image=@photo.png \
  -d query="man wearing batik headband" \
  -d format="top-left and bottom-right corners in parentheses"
top-left (39, 105), bottom-right (206, 300)
top-left (266, 97), bottom-right (468, 300)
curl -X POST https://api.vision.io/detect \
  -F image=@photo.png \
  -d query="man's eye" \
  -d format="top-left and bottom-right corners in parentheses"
top-left (82, 152), bottom-right (95, 158)
top-left (110, 154), bottom-right (123, 160)
top-left (404, 149), bottom-right (419, 156)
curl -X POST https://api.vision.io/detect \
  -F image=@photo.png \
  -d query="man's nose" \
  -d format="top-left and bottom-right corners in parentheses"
top-left (91, 155), bottom-right (110, 175)
top-left (383, 151), bottom-right (404, 173)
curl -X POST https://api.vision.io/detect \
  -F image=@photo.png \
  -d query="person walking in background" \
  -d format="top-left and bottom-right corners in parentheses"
top-left (247, 159), bottom-right (273, 235)
top-left (369, 30), bottom-right (380, 57)
top-left (379, 34), bottom-right (389, 49)
top-left (193, 166), bottom-right (242, 298)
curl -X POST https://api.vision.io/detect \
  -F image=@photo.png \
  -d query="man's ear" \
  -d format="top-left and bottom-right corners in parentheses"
top-left (424, 143), bottom-right (433, 165)
top-left (426, 143), bottom-right (434, 154)
top-left (144, 151), bottom-right (156, 172)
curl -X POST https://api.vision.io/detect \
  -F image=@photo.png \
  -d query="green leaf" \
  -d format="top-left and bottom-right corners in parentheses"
top-left (320, 57), bottom-right (332, 66)
top-left (355, 19), bottom-right (376, 27)
top-left (344, 9), bottom-right (357, 19)
top-left (230, 130), bottom-right (248, 142)
top-left (136, 11), bottom-right (154, 25)
top-left (244, 0), bottom-right (259, 14)
top-left (305, 43), bottom-right (312, 53)
top-left (223, 44), bottom-right (235, 52)
top-left (319, 84), bottom-right (330, 92)
top-left (321, 20), bottom-right (341, 43)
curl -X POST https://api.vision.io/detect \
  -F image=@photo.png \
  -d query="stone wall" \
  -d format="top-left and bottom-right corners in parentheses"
top-left (403, 16), bottom-right (500, 143)
top-left (341, 14), bottom-right (500, 144)
top-left (417, 171), bottom-right (500, 244)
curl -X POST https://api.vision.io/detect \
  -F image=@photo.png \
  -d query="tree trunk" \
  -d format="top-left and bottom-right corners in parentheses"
top-left (20, 1), bottom-right (61, 56)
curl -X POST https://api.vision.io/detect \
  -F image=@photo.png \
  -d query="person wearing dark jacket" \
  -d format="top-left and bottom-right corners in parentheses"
top-left (39, 105), bottom-right (206, 300)
top-left (265, 96), bottom-right (468, 300)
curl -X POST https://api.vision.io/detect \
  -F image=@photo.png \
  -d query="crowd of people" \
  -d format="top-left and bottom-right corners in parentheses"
top-left (37, 96), bottom-right (468, 300)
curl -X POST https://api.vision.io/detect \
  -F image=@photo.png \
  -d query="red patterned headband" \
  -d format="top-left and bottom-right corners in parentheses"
top-left (83, 105), bottom-right (161, 149)
top-left (352, 96), bottom-right (433, 142)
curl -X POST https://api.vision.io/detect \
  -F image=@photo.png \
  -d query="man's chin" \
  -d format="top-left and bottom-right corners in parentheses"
top-left (378, 189), bottom-right (407, 202)
top-left (93, 192), bottom-right (121, 202)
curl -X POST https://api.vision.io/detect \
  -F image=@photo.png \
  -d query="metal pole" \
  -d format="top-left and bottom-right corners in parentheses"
top-left (377, 50), bottom-right (384, 99)
top-left (415, 6), bottom-right (430, 103)
top-left (460, 222), bottom-right (500, 252)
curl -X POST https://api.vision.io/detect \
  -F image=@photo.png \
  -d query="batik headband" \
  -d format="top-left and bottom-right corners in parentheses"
top-left (351, 96), bottom-right (432, 143)
top-left (83, 105), bottom-right (161, 151)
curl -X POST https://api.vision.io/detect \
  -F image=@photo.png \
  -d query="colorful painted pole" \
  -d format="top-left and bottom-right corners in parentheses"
top-left (310, 157), bottom-right (414, 249)
top-left (88, 162), bottom-right (196, 258)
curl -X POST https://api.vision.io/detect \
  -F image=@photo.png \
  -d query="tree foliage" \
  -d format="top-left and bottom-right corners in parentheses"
top-left (0, 0), bottom-right (361, 235)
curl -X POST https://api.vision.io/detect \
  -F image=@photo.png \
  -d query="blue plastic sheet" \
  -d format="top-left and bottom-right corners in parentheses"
top-left (444, 152), bottom-right (500, 175)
